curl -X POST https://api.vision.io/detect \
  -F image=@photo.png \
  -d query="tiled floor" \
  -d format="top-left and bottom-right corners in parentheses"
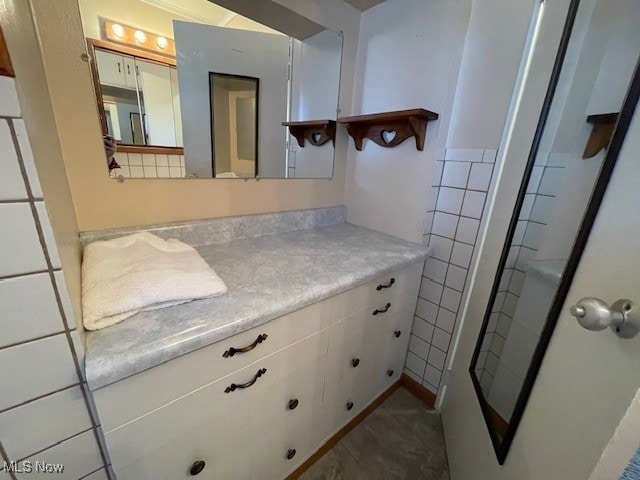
top-left (299, 387), bottom-right (450, 480)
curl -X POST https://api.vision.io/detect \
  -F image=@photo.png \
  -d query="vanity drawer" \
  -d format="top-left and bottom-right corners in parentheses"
top-left (105, 329), bottom-right (329, 472)
top-left (249, 356), bottom-right (326, 480)
top-left (330, 261), bottom-right (423, 322)
top-left (94, 299), bottom-right (332, 432)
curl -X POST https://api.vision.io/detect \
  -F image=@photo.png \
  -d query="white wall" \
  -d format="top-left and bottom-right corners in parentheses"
top-left (289, 29), bottom-right (342, 179)
top-left (174, 22), bottom-right (289, 178)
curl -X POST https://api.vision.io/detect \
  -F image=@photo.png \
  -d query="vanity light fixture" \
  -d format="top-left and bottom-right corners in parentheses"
top-left (134, 30), bottom-right (147, 44)
top-left (111, 23), bottom-right (125, 39)
top-left (103, 20), bottom-right (176, 57)
top-left (156, 36), bottom-right (168, 49)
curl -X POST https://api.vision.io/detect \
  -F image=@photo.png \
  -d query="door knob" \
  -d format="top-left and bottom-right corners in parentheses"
top-left (570, 297), bottom-right (639, 338)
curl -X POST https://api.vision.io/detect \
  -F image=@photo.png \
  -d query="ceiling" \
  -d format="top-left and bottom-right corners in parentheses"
top-left (342, 0), bottom-right (387, 11)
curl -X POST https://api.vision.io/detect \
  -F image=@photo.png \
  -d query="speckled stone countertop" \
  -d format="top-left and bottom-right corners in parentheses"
top-left (84, 223), bottom-right (429, 391)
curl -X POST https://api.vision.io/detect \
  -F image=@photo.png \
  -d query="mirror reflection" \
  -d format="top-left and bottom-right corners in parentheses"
top-left (471, 0), bottom-right (640, 445)
top-left (78, 0), bottom-right (342, 179)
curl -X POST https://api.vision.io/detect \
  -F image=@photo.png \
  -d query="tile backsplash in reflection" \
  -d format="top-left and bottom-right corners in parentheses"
top-left (109, 152), bottom-right (186, 179)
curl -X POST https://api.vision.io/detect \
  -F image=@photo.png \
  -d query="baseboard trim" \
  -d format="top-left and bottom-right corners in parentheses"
top-left (400, 372), bottom-right (437, 409)
top-left (285, 379), bottom-right (402, 480)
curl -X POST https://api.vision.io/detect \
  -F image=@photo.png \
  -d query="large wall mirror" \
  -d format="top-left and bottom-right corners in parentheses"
top-left (79, 0), bottom-right (343, 179)
top-left (469, 0), bottom-right (640, 464)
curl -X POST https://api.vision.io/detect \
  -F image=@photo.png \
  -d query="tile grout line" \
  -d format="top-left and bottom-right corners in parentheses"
top-left (7, 119), bottom-right (113, 478)
top-left (0, 383), bottom-right (82, 416)
top-left (14, 427), bottom-right (94, 463)
top-left (0, 440), bottom-right (18, 480)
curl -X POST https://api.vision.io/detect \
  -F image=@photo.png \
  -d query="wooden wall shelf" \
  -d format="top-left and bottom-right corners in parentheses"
top-left (282, 120), bottom-right (336, 147)
top-left (337, 108), bottom-right (438, 151)
top-left (583, 113), bottom-right (619, 158)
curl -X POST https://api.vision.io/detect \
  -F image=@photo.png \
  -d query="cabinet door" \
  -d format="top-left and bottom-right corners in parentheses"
top-left (135, 58), bottom-right (177, 146)
top-left (249, 356), bottom-right (326, 480)
top-left (124, 56), bottom-right (137, 88)
top-left (94, 50), bottom-right (127, 88)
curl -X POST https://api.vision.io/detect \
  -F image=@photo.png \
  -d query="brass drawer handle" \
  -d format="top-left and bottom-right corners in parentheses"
top-left (224, 368), bottom-right (266, 393)
top-left (286, 449), bottom-right (296, 460)
top-left (288, 398), bottom-right (299, 410)
top-left (376, 278), bottom-right (395, 290)
top-left (387, 369), bottom-right (394, 377)
top-left (346, 401), bottom-right (354, 411)
top-left (351, 357), bottom-right (360, 368)
top-left (189, 460), bottom-right (206, 476)
top-left (223, 334), bottom-right (268, 358)
top-left (394, 330), bottom-right (401, 338)
top-left (373, 303), bottom-right (391, 315)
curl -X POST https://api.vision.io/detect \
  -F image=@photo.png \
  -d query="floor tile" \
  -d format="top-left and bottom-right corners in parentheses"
top-left (299, 441), bottom-right (369, 480)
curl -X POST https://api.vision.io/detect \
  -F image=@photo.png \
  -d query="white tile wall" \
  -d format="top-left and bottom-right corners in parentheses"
top-left (109, 152), bottom-right (185, 179)
top-left (0, 77), bottom-right (110, 478)
top-left (405, 147), bottom-right (497, 393)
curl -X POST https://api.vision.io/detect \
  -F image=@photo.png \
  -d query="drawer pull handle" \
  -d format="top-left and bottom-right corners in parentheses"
top-left (346, 401), bottom-right (354, 411)
top-left (394, 330), bottom-right (401, 338)
top-left (224, 368), bottom-right (267, 393)
top-left (189, 460), bottom-right (206, 476)
top-left (373, 303), bottom-right (391, 315)
top-left (387, 369), bottom-right (394, 377)
top-left (223, 334), bottom-right (268, 358)
top-left (351, 358), bottom-right (360, 368)
top-left (286, 449), bottom-right (297, 460)
top-left (376, 278), bottom-right (395, 290)
top-left (288, 399), bottom-right (299, 410)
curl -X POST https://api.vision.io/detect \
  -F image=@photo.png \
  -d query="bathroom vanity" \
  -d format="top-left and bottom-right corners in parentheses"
top-left (82, 207), bottom-right (428, 480)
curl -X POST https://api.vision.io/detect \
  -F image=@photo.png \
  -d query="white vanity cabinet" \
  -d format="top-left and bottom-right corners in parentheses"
top-left (93, 261), bottom-right (423, 480)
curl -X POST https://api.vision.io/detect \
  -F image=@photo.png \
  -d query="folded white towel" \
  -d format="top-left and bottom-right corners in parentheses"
top-left (82, 232), bottom-right (227, 330)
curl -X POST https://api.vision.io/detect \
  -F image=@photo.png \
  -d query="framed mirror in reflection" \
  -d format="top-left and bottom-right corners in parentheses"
top-left (78, 0), bottom-right (343, 180)
top-left (469, 0), bottom-right (640, 463)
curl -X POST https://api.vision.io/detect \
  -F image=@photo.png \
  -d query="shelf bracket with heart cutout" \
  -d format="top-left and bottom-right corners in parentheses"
top-left (337, 108), bottom-right (438, 151)
top-left (282, 120), bottom-right (337, 148)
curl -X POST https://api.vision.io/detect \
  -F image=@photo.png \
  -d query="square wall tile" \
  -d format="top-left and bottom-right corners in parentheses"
top-left (444, 148), bottom-right (484, 162)
top-left (35, 202), bottom-right (61, 269)
top-left (530, 195), bottom-right (554, 224)
top-left (436, 187), bottom-right (464, 215)
top-left (0, 203), bottom-right (47, 277)
top-left (0, 273), bottom-right (64, 348)
top-left (157, 166), bottom-right (171, 178)
top-left (128, 153), bottom-right (143, 166)
top-left (17, 430), bottom-right (103, 480)
top-left (436, 307), bottom-right (457, 333)
top-left (519, 194), bottom-right (535, 220)
top-left (441, 287), bottom-right (462, 313)
top-left (169, 166), bottom-right (183, 178)
top-left (0, 120), bottom-right (28, 201)
top-left (455, 217), bottom-right (480, 245)
top-left (0, 334), bottom-right (78, 410)
top-left (404, 367), bottom-right (423, 385)
top-left (155, 154), bottom-right (169, 167)
top-left (423, 257), bottom-right (448, 284)
top-left (143, 166), bottom-right (157, 178)
top-left (0, 386), bottom-right (92, 460)
top-left (0, 77), bottom-right (21, 117)
top-left (431, 212), bottom-right (458, 239)
top-left (424, 364), bottom-right (442, 388)
top-left (526, 166), bottom-right (544, 194)
top-left (441, 161), bottom-right (471, 188)
top-left (168, 155), bottom-right (181, 167)
top-left (445, 264), bottom-right (467, 292)
top-left (461, 190), bottom-right (487, 219)
top-left (415, 298), bottom-right (438, 324)
top-left (142, 154), bottom-right (156, 167)
top-left (428, 235), bottom-right (453, 262)
top-left (14, 120), bottom-right (43, 199)
top-left (431, 327), bottom-right (451, 352)
top-left (405, 352), bottom-right (427, 378)
top-left (482, 149), bottom-right (498, 163)
top-left (538, 167), bottom-right (565, 196)
top-left (408, 334), bottom-right (429, 360)
top-left (419, 278), bottom-right (443, 304)
top-left (467, 163), bottom-right (493, 191)
top-left (427, 346), bottom-right (447, 370)
top-left (411, 316), bottom-right (434, 342)
top-left (129, 166), bottom-right (144, 178)
top-left (450, 242), bottom-right (473, 268)
top-left (83, 469), bottom-right (109, 480)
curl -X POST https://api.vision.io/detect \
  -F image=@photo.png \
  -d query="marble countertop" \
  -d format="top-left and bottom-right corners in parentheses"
top-left (84, 223), bottom-right (429, 390)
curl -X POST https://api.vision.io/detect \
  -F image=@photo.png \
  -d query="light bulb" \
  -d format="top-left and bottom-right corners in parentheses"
top-left (134, 30), bottom-right (147, 44)
top-left (156, 36), bottom-right (168, 49)
top-left (111, 23), bottom-right (125, 38)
